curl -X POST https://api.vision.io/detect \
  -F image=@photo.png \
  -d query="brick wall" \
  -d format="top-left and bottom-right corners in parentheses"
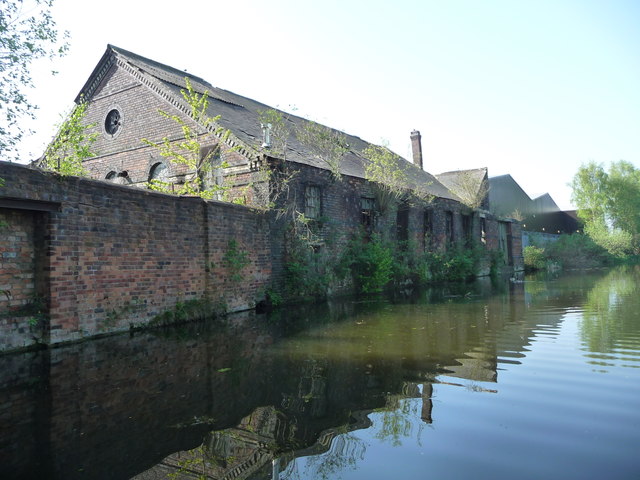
top-left (0, 162), bottom-right (271, 349)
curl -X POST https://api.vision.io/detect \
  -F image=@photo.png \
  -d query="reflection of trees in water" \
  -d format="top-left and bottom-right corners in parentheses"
top-left (373, 393), bottom-right (426, 448)
top-left (580, 266), bottom-right (640, 355)
top-left (280, 432), bottom-right (367, 480)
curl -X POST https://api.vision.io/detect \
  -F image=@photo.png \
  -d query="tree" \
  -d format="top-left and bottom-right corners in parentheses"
top-left (0, 0), bottom-right (69, 160)
top-left (143, 77), bottom-right (231, 199)
top-left (296, 120), bottom-right (348, 181)
top-left (40, 99), bottom-right (97, 175)
top-left (571, 161), bottom-right (640, 256)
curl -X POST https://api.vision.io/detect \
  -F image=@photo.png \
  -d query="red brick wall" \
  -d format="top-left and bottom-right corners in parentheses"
top-left (0, 162), bottom-right (271, 348)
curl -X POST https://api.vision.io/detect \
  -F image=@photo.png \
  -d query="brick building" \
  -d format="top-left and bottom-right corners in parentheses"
top-left (0, 46), bottom-right (525, 350)
top-left (69, 45), bottom-right (520, 269)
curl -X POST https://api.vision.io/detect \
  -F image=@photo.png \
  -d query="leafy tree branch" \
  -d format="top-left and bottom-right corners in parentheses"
top-left (0, 0), bottom-right (69, 159)
top-left (40, 99), bottom-right (97, 176)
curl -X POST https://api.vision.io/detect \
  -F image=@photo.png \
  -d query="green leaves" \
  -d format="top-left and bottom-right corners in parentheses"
top-left (571, 160), bottom-right (640, 256)
top-left (1, 0), bottom-right (69, 159)
top-left (143, 77), bottom-right (231, 199)
top-left (41, 99), bottom-right (97, 176)
top-left (296, 120), bottom-right (348, 180)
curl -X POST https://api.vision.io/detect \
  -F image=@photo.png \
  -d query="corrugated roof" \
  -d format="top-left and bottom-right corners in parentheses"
top-left (99, 46), bottom-right (460, 201)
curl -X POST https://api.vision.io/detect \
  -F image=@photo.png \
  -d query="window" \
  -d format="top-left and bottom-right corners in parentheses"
top-left (361, 197), bottom-right (375, 231)
top-left (105, 108), bottom-right (121, 136)
top-left (445, 211), bottom-right (454, 246)
top-left (424, 209), bottom-right (433, 249)
top-left (396, 207), bottom-right (409, 245)
top-left (480, 217), bottom-right (487, 245)
top-left (462, 214), bottom-right (472, 247)
top-left (148, 162), bottom-right (169, 183)
top-left (305, 185), bottom-right (321, 219)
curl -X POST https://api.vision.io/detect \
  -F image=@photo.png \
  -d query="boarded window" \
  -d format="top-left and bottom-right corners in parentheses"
top-left (305, 185), bottom-right (321, 219)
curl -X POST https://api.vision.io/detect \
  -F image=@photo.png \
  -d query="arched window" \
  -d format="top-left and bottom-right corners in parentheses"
top-left (148, 162), bottom-right (170, 183)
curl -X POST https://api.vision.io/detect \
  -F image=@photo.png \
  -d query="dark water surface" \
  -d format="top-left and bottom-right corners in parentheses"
top-left (2, 267), bottom-right (640, 479)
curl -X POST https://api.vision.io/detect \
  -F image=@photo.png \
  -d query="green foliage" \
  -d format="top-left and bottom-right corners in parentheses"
top-left (149, 298), bottom-right (226, 327)
top-left (284, 233), bottom-right (335, 299)
top-left (143, 77), bottom-right (231, 199)
top-left (362, 143), bottom-right (409, 211)
top-left (580, 266), bottom-right (640, 353)
top-left (0, 0), bottom-right (69, 160)
top-left (362, 142), bottom-right (433, 213)
top-left (544, 233), bottom-right (616, 269)
top-left (343, 234), bottom-right (394, 293)
top-left (571, 161), bottom-right (640, 256)
top-left (41, 99), bottom-right (97, 176)
top-left (223, 239), bottom-right (250, 282)
top-left (523, 245), bottom-right (546, 272)
top-left (296, 120), bottom-right (348, 180)
top-left (257, 108), bottom-right (291, 159)
top-left (426, 247), bottom-right (481, 283)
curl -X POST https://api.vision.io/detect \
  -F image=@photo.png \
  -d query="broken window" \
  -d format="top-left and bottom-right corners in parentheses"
top-left (305, 185), bottom-right (321, 219)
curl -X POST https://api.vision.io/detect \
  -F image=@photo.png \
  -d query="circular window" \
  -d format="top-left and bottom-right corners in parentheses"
top-left (105, 109), bottom-right (121, 136)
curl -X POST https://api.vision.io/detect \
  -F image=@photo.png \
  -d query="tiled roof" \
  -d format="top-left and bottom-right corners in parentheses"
top-left (82, 45), bottom-right (460, 201)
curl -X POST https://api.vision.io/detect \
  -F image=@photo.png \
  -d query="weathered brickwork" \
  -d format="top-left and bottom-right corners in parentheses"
top-left (79, 62), bottom-right (251, 190)
top-left (0, 162), bottom-right (271, 350)
top-left (0, 209), bottom-right (36, 309)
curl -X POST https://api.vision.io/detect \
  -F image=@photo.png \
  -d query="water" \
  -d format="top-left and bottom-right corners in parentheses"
top-left (2, 267), bottom-right (640, 479)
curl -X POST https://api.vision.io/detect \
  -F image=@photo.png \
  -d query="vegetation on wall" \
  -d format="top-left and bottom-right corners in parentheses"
top-left (296, 120), bottom-right (349, 181)
top-left (40, 99), bottom-right (98, 176)
top-left (283, 223), bottom-right (484, 300)
top-left (222, 239), bottom-right (250, 282)
top-left (143, 78), bottom-right (232, 199)
top-left (362, 143), bottom-right (433, 213)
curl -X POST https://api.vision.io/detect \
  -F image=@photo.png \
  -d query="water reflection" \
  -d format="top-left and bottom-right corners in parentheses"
top-left (579, 266), bottom-right (640, 365)
top-left (2, 268), bottom-right (640, 479)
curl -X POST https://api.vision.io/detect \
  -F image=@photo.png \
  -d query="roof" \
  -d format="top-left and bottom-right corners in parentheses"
top-left (435, 168), bottom-right (488, 207)
top-left (79, 45), bottom-right (460, 202)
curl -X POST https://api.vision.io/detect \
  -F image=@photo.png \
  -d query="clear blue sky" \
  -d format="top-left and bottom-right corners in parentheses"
top-left (19, 0), bottom-right (640, 210)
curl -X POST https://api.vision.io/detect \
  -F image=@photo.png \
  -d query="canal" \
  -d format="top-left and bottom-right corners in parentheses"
top-left (2, 267), bottom-right (640, 479)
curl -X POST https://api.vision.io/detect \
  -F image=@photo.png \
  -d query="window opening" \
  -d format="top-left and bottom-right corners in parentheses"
top-left (305, 185), bottom-right (321, 219)
top-left (361, 197), bottom-right (375, 232)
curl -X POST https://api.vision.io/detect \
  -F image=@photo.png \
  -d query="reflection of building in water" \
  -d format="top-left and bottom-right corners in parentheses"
top-left (134, 283), bottom-right (583, 480)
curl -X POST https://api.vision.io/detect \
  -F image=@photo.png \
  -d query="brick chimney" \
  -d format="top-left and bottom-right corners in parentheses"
top-left (410, 130), bottom-right (423, 170)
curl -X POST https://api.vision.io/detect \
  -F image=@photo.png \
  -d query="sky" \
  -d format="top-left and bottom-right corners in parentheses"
top-left (16, 0), bottom-right (640, 210)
